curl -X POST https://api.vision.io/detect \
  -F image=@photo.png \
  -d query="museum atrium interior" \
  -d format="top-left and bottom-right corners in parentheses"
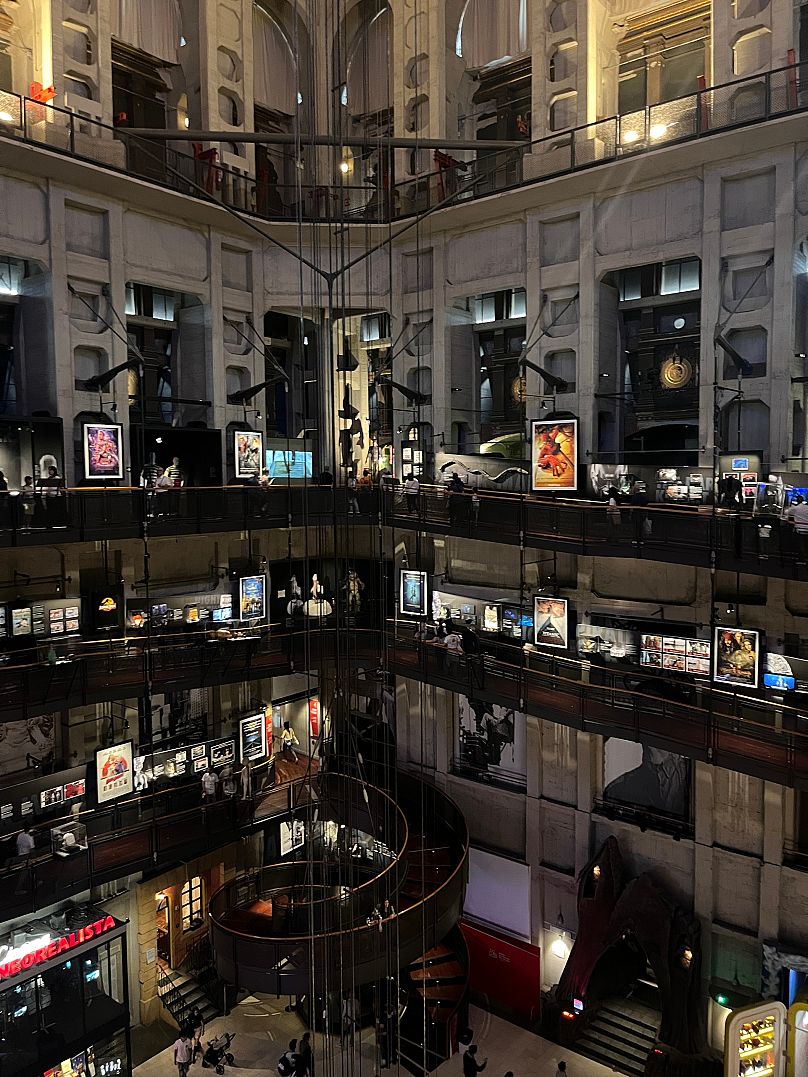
top-left (0, 0), bottom-right (807, 1075)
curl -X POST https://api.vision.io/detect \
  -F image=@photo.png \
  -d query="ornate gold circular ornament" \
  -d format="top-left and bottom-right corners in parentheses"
top-left (511, 374), bottom-right (527, 404)
top-left (659, 355), bottom-right (693, 389)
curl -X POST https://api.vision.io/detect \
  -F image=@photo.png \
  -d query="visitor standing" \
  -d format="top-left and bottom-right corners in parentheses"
top-left (404, 473), bottom-right (420, 515)
top-left (173, 1031), bottom-right (192, 1077)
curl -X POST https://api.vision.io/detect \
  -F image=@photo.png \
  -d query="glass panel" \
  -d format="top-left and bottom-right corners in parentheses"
top-left (88, 1029), bottom-right (128, 1077)
top-left (38, 956), bottom-right (84, 1043)
top-left (618, 57), bottom-right (647, 115)
top-left (660, 40), bottom-right (705, 102)
top-left (0, 980), bottom-right (39, 1072)
top-left (84, 940), bottom-right (128, 1035)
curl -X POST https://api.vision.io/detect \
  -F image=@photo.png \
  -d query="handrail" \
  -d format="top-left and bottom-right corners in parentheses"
top-left (0, 61), bottom-right (803, 224)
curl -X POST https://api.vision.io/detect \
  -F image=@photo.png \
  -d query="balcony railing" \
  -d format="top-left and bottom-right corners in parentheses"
top-left (0, 61), bottom-right (804, 223)
top-left (0, 483), bottom-right (804, 583)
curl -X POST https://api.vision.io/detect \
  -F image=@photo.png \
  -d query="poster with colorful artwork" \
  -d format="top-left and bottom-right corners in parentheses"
top-left (533, 597), bottom-right (569, 649)
top-left (234, 430), bottom-right (263, 478)
top-left (399, 570), bottom-right (428, 617)
top-left (530, 419), bottom-right (577, 492)
top-left (83, 423), bottom-right (124, 481)
top-left (239, 574), bottom-right (267, 621)
top-left (95, 741), bottom-right (134, 804)
top-left (714, 627), bottom-right (760, 688)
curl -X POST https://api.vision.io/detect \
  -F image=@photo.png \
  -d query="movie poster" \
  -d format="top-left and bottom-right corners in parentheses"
top-left (457, 695), bottom-right (526, 790)
top-left (604, 737), bottom-right (691, 820)
top-left (239, 713), bottom-right (267, 762)
top-left (531, 419), bottom-right (577, 492)
top-left (83, 423), bottom-right (124, 481)
top-left (239, 574), bottom-right (267, 621)
top-left (399, 569), bottom-right (428, 617)
top-left (234, 431), bottom-right (263, 478)
top-left (534, 597), bottom-right (569, 649)
top-left (714, 627), bottom-right (760, 688)
top-left (95, 741), bottom-right (134, 804)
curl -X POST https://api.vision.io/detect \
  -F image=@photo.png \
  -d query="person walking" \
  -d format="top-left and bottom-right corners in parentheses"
top-left (458, 1029), bottom-right (474, 1056)
top-left (404, 473), bottom-right (420, 515)
top-left (190, 1007), bottom-right (205, 1062)
top-left (297, 1031), bottom-right (313, 1076)
top-left (442, 623), bottom-right (464, 675)
top-left (277, 1039), bottom-right (298, 1076)
top-left (555, 1062), bottom-right (568, 1076)
top-left (463, 1045), bottom-right (487, 1075)
top-left (201, 766), bottom-right (217, 801)
top-left (281, 721), bottom-right (300, 763)
top-left (173, 1030), bottom-right (192, 1077)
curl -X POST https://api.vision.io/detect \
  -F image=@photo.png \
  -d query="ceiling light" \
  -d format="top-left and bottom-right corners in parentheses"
top-left (621, 129), bottom-right (640, 144)
top-left (649, 123), bottom-right (668, 140)
top-left (0, 111), bottom-right (14, 124)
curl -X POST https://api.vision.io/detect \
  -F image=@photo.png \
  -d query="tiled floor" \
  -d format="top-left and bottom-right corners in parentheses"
top-left (133, 1000), bottom-right (615, 1077)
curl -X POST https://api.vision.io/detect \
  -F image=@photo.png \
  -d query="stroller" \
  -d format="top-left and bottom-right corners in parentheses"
top-left (201, 1032), bottom-right (236, 1074)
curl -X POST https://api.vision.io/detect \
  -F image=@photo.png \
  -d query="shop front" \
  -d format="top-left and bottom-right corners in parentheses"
top-left (0, 903), bottom-right (130, 1077)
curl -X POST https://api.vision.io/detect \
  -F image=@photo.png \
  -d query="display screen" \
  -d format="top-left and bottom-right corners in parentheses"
top-left (764, 672), bottom-right (794, 691)
top-left (211, 607), bottom-right (232, 623)
top-left (266, 449), bottom-right (313, 479)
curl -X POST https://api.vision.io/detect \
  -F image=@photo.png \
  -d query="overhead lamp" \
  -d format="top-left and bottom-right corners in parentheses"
top-left (550, 936), bottom-right (569, 959)
top-left (519, 357), bottom-right (568, 394)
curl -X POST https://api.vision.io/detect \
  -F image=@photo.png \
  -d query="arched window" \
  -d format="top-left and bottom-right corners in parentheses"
top-left (456, 0), bottom-right (528, 69)
top-left (110, 0), bottom-right (182, 64)
top-left (344, 5), bottom-right (391, 117)
top-left (253, 5), bottom-right (298, 115)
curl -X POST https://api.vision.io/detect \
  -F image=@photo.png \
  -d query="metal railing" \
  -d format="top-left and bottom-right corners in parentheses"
top-left (0, 61), bottom-right (804, 223)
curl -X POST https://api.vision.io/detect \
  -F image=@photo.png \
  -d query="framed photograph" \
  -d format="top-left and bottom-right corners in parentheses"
top-left (641, 634), bottom-right (663, 652)
top-left (239, 574), bottom-right (267, 621)
top-left (641, 649), bottom-right (662, 668)
top-left (662, 653), bottom-right (686, 672)
top-left (663, 636), bottom-right (686, 654)
top-left (714, 627), bottom-right (760, 688)
top-left (0, 804), bottom-right (11, 820)
top-left (50, 621), bottom-right (65, 635)
top-left (239, 713), bottom-right (268, 762)
top-left (190, 744), bottom-right (205, 760)
top-left (64, 779), bottom-right (85, 801)
top-left (686, 639), bottom-right (710, 659)
top-left (49, 608), bottom-right (64, 623)
top-left (399, 569), bottom-right (428, 617)
top-left (65, 619), bottom-right (80, 633)
top-left (83, 423), bottom-right (124, 481)
top-left (11, 607), bottom-right (32, 637)
top-left (193, 758), bottom-right (208, 774)
top-left (65, 606), bottom-right (80, 619)
top-left (20, 798), bottom-right (33, 816)
top-left (234, 430), bottom-right (263, 479)
top-left (531, 419), bottom-right (578, 492)
top-left (95, 740), bottom-right (134, 804)
top-left (533, 597), bottom-right (569, 650)
top-left (210, 739), bottom-right (235, 767)
top-left (686, 656), bottom-right (711, 676)
top-left (40, 785), bottom-right (63, 809)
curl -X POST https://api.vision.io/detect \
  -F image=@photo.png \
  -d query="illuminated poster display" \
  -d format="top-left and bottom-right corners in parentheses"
top-left (531, 419), bottom-right (577, 492)
top-left (399, 569), bottom-right (428, 616)
top-left (239, 574), bottom-right (267, 620)
top-left (714, 627), bottom-right (760, 688)
top-left (239, 713), bottom-right (267, 762)
top-left (533, 597), bottom-right (569, 649)
top-left (83, 423), bottom-right (124, 481)
top-left (234, 430), bottom-right (263, 478)
top-left (95, 741), bottom-right (134, 804)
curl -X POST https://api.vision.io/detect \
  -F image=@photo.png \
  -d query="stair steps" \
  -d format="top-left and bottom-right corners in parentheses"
top-left (574, 1000), bottom-right (659, 1077)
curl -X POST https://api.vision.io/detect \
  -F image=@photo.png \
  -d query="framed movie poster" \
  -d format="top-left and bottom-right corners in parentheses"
top-left (95, 741), bottom-right (134, 804)
top-left (83, 423), bottom-right (124, 481)
top-left (399, 569), bottom-right (428, 617)
top-left (234, 430), bottom-right (263, 479)
top-left (714, 627), bottom-right (760, 688)
top-left (239, 713), bottom-right (268, 762)
top-left (533, 597), bottom-right (569, 649)
top-left (531, 419), bottom-right (578, 492)
top-left (239, 574), bottom-right (267, 621)
top-left (210, 739), bottom-right (235, 767)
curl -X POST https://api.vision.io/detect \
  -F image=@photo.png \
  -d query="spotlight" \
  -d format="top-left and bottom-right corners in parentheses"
top-left (622, 130), bottom-right (640, 144)
top-left (183, 116), bottom-right (190, 129)
top-left (649, 123), bottom-right (667, 140)
top-left (339, 160), bottom-right (350, 175)
top-left (0, 111), bottom-right (14, 124)
top-left (155, 436), bottom-right (163, 444)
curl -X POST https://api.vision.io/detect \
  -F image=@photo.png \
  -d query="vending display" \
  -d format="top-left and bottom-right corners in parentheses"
top-left (724, 1001), bottom-right (785, 1077)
